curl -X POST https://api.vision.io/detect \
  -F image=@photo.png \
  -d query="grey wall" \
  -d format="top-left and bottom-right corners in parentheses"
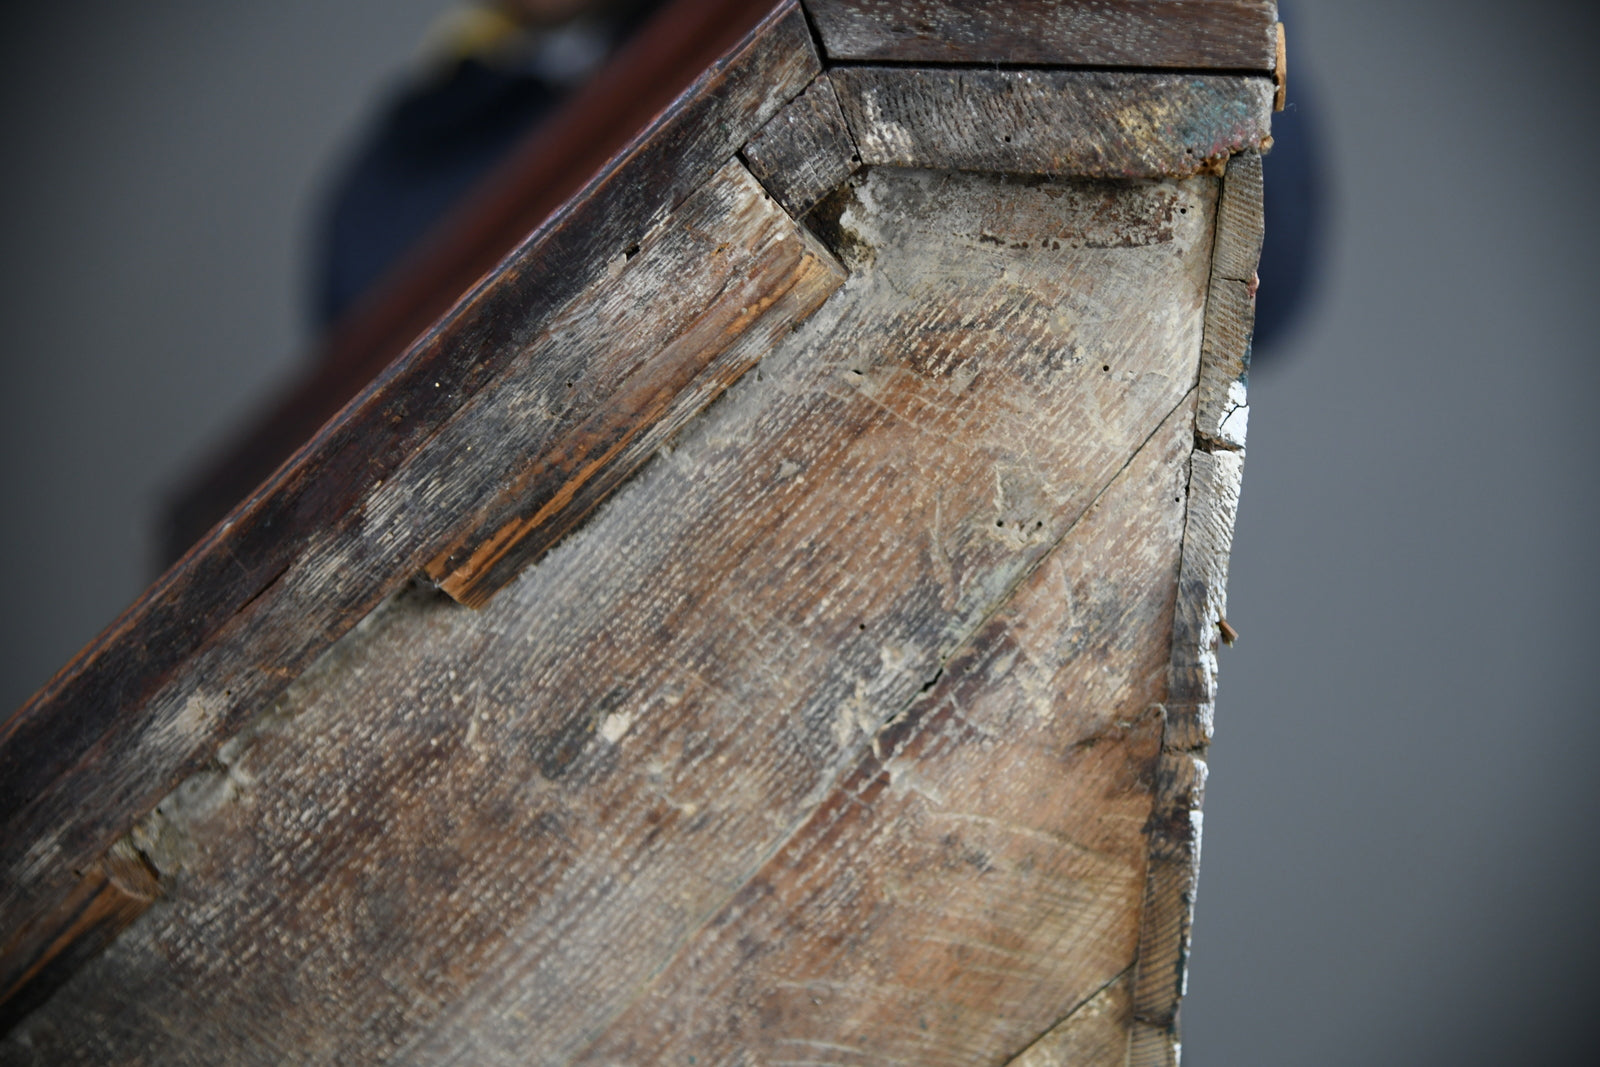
top-left (1, 2), bottom-right (1596, 1063)
top-left (0, 0), bottom-right (454, 714)
top-left (1183, 1), bottom-right (1600, 1063)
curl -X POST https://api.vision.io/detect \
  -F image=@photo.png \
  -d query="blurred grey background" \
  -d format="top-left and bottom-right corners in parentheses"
top-left (1, 1), bottom-right (1596, 1063)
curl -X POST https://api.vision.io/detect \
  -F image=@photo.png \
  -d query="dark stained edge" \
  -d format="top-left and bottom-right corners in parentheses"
top-left (803, 0), bottom-right (1279, 72)
top-left (831, 67), bottom-right (1274, 179)
top-left (161, 0), bottom-right (797, 563)
top-left (0, 0), bottom-right (819, 1022)
top-left (1126, 147), bottom-right (1263, 1067)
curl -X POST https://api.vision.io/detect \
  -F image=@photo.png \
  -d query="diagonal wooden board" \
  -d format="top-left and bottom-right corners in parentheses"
top-left (5, 163), bottom-right (1220, 1062)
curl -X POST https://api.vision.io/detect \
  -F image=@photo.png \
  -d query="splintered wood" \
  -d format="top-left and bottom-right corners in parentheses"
top-left (4, 168), bottom-right (1220, 1063)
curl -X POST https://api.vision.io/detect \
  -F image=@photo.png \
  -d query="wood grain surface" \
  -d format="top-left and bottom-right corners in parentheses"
top-left (3, 167), bottom-right (1217, 1063)
top-left (804, 0), bottom-right (1279, 71)
top-left (0, 154), bottom-right (840, 1017)
top-left (1006, 970), bottom-right (1135, 1066)
top-left (833, 68), bottom-right (1274, 178)
top-left (741, 73), bottom-right (861, 219)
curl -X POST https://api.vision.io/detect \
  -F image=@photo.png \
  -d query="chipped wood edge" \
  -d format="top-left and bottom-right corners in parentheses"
top-left (1274, 21), bottom-right (1288, 112)
top-left (1126, 150), bottom-right (1262, 1067)
top-left (0, 838), bottom-right (159, 1035)
top-left (740, 71), bottom-right (862, 218)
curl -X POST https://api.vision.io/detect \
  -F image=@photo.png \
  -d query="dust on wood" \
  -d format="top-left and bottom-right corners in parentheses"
top-left (0, 158), bottom-right (832, 1022)
top-left (4, 168), bottom-right (1218, 1063)
top-left (832, 68), bottom-right (1274, 178)
top-left (804, 0), bottom-right (1279, 71)
top-left (424, 162), bottom-right (844, 607)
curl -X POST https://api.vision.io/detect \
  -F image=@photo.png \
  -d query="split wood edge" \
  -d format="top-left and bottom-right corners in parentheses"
top-left (1125, 149), bottom-right (1262, 1067)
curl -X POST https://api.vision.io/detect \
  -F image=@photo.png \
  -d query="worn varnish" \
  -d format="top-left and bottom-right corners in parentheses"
top-left (832, 68), bottom-right (1273, 178)
top-left (4, 167), bottom-right (1219, 1062)
top-left (804, 0), bottom-right (1279, 71)
top-left (0, 4), bottom-right (821, 976)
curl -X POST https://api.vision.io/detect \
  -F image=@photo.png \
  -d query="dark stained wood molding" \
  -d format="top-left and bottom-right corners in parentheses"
top-left (0, 4), bottom-right (822, 1022)
top-left (1127, 147), bottom-right (1262, 1067)
top-left (803, 0), bottom-right (1279, 71)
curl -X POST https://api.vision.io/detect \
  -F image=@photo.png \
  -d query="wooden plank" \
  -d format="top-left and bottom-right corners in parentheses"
top-left (0, 156), bottom-right (842, 1014)
top-left (4, 167), bottom-right (1218, 1061)
top-left (162, 0), bottom-right (797, 563)
top-left (571, 394), bottom-right (1196, 1065)
top-left (804, 0), bottom-right (1279, 71)
top-left (1196, 151), bottom-right (1263, 452)
top-left (833, 68), bottom-right (1274, 178)
top-left (741, 73), bottom-right (860, 218)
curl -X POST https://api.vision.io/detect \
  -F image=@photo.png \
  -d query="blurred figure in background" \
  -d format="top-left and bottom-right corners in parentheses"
top-left (314, 0), bottom-right (666, 330)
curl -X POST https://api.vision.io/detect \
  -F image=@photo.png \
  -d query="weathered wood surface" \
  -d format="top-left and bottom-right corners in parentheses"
top-left (0, 150), bottom-right (840, 1013)
top-left (804, 0), bottom-right (1279, 71)
top-left (3, 168), bottom-right (1219, 1063)
top-left (162, 0), bottom-right (796, 563)
top-left (1127, 149), bottom-right (1263, 1067)
top-left (741, 73), bottom-right (860, 219)
top-left (832, 68), bottom-right (1273, 178)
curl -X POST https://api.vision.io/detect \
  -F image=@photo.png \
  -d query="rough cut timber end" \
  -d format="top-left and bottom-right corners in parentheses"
top-left (0, 2), bottom-right (1273, 1061)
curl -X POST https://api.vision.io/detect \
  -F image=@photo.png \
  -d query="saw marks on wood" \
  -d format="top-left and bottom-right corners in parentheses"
top-left (3, 168), bottom-right (1215, 1065)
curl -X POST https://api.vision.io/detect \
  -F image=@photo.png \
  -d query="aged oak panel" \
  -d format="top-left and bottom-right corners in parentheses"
top-left (572, 394), bottom-right (1196, 1065)
top-left (4, 167), bottom-right (1219, 1063)
top-left (0, 2), bottom-right (818, 936)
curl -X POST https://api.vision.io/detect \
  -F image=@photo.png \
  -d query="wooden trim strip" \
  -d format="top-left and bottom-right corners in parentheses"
top-left (0, 4), bottom-right (821, 1004)
top-left (1126, 147), bottom-right (1263, 1066)
top-left (831, 67), bottom-right (1274, 178)
top-left (803, 0), bottom-right (1280, 72)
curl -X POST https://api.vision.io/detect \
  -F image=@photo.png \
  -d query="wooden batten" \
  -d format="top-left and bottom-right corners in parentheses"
top-left (2, 2), bottom-right (1274, 1059)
